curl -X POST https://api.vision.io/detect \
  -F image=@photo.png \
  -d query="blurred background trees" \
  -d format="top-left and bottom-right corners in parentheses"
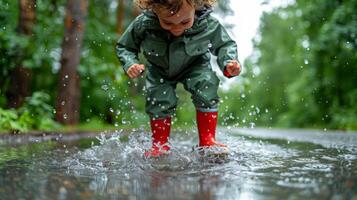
top-left (0, 0), bottom-right (356, 132)
top-left (234, 0), bottom-right (357, 130)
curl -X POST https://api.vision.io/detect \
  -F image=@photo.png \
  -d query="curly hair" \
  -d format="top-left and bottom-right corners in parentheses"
top-left (134, 0), bottom-right (216, 13)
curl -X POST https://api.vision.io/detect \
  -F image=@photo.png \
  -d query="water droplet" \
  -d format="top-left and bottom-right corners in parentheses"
top-left (241, 94), bottom-right (246, 98)
top-left (255, 107), bottom-right (260, 113)
top-left (101, 84), bottom-right (109, 91)
top-left (304, 59), bottom-right (309, 65)
top-left (160, 78), bottom-right (164, 83)
top-left (64, 75), bottom-right (69, 79)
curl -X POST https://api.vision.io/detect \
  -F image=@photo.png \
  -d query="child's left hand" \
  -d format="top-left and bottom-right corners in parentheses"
top-left (225, 60), bottom-right (241, 76)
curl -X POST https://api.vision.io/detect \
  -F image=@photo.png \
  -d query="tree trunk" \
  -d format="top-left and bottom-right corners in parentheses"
top-left (6, 0), bottom-right (36, 108)
top-left (55, 0), bottom-right (88, 125)
top-left (116, 0), bottom-right (125, 35)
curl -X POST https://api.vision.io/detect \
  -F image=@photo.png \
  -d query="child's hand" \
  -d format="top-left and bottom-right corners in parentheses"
top-left (225, 60), bottom-right (241, 76)
top-left (127, 64), bottom-right (145, 78)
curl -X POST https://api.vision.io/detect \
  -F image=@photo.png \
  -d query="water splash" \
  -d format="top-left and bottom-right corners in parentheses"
top-left (64, 131), bottom-right (242, 176)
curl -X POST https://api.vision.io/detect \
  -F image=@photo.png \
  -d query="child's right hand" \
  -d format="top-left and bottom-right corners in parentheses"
top-left (127, 64), bottom-right (145, 78)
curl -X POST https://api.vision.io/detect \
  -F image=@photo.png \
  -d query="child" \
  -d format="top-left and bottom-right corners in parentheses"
top-left (116, 0), bottom-right (241, 157)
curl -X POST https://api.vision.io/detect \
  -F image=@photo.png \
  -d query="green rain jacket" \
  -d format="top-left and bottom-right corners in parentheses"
top-left (116, 8), bottom-right (239, 118)
top-left (116, 8), bottom-right (239, 79)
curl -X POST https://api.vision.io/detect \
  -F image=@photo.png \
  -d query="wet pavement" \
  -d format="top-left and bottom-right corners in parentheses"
top-left (0, 128), bottom-right (356, 200)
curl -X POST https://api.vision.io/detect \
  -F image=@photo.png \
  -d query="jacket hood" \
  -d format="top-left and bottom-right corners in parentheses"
top-left (195, 6), bottom-right (213, 21)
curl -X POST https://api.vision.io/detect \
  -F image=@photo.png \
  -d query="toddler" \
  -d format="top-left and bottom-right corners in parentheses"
top-left (116, 0), bottom-right (241, 157)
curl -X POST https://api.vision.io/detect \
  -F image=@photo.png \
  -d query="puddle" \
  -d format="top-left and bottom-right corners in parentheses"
top-left (0, 129), bottom-right (356, 199)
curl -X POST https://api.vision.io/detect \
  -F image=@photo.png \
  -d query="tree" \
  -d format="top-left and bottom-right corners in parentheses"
top-left (55, 0), bottom-right (88, 125)
top-left (242, 0), bottom-right (357, 130)
top-left (116, 0), bottom-right (125, 35)
top-left (5, 0), bottom-right (36, 108)
top-left (299, 0), bottom-right (357, 129)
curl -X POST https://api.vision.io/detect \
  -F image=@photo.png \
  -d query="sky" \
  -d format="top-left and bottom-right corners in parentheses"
top-left (223, 0), bottom-right (288, 62)
top-left (211, 0), bottom-right (288, 89)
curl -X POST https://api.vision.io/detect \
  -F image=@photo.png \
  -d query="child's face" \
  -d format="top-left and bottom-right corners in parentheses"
top-left (154, 1), bottom-right (195, 37)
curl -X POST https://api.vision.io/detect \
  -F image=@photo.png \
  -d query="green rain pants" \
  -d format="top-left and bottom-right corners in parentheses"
top-left (145, 63), bottom-right (220, 119)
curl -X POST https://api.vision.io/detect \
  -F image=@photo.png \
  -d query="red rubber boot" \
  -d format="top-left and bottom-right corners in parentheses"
top-left (196, 110), bottom-right (227, 147)
top-left (144, 117), bottom-right (171, 157)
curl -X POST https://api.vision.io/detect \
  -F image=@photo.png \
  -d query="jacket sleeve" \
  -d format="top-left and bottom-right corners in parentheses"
top-left (115, 16), bottom-right (144, 72)
top-left (208, 17), bottom-right (240, 75)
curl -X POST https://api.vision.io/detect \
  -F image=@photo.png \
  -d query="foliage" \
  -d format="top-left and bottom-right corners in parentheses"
top-left (0, 108), bottom-right (26, 132)
top-left (1, 0), bottom-right (356, 132)
top-left (242, 0), bottom-right (357, 130)
top-left (0, 0), bottom-right (19, 105)
top-left (0, 92), bottom-right (60, 133)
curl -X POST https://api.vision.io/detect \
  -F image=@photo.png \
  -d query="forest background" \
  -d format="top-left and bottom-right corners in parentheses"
top-left (0, 0), bottom-right (356, 133)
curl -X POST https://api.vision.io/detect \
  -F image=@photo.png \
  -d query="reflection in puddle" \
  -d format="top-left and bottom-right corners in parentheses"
top-left (0, 130), bottom-right (356, 199)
